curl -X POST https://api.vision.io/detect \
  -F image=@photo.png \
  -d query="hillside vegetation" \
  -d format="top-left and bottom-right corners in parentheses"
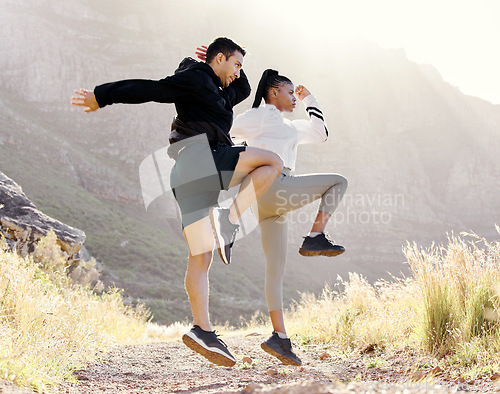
top-left (287, 227), bottom-right (500, 378)
top-left (2, 228), bottom-right (500, 392)
top-left (0, 232), bottom-right (150, 392)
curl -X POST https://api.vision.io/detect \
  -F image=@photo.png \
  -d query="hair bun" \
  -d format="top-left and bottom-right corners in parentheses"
top-left (262, 69), bottom-right (278, 79)
top-left (252, 69), bottom-right (279, 108)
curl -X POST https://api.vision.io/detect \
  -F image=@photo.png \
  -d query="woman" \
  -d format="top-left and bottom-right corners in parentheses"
top-left (230, 69), bottom-right (348, 366)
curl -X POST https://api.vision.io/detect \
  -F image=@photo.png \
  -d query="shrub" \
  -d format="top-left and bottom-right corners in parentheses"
top-left (0, 233), bottom-right (150, 391)
top-left (287, 227), bottom-right (500, 368)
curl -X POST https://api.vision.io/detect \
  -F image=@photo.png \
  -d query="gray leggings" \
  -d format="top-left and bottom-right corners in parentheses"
top-left (255, 169), bottom-right (348, 312)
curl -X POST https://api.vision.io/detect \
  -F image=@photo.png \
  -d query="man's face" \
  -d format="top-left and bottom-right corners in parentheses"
top-left (218, 51), bottom-right (244, 87)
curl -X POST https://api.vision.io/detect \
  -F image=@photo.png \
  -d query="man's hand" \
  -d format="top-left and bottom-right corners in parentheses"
top-left (295, 85), bottom-right (311, 101)
top-left (195, 45), bottom-right (207, 62)
top-left (71, 89), bottom-right (100, 113)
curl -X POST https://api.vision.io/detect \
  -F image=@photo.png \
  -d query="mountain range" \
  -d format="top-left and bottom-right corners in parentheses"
top-left (1, 0), bottom-right (499, 324)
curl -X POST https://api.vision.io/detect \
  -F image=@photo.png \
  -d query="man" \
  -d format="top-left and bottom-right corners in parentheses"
top-left (71, 37), bottom-right (283, 367)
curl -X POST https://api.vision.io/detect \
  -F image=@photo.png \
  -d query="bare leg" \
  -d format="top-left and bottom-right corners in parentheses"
top-left (269, 309), bottom-right (287, 335)
top-left (227, 147), bottom-right (282, 224)
top-left (185, 251), bottom-right (212, 331)
top-left (310, 211), bottom-right (332, 233)
top-left (183, 217), bottom-right (215, 331)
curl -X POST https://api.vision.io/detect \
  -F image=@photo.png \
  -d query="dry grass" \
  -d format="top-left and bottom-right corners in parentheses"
top-left (286, 227), bottom-right (500, 374)
top-left (4, 225), bottom-right (500, 390)
top-left (143, 321), bottom-right (192, 342)
top-left (0, 232), bottom-right (150, 392)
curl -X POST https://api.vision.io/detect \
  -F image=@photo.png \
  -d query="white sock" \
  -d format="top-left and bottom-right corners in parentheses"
top-left (308, 232), bottom-right (322, 238)
top-left (276, 331), bottom-right (288, 339)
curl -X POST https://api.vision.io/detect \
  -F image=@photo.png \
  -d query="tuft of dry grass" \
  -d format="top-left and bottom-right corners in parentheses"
top-left (143, 321), bottom-right (191, 342)
top-left (286, 227), bottom-right (500, 374)
top-left (0, 232), bottom-right (150, 392)
top-left (407, 228), bottom-right (500, 355)
top-left (287, 273), bottom-right (419, 350)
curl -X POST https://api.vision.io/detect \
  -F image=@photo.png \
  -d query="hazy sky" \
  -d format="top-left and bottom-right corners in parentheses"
top-left (232, 0), bottom-right (500, 104)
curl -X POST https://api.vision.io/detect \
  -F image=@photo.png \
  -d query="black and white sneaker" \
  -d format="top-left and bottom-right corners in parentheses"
top-left (209, 207), bottom-right (239, 264)
top-left (182, 325), bottom-right (236, 367)
top-left (299, 233), bottom-right (345, 257)
top-left (261, 332), bottom-right (302, 366)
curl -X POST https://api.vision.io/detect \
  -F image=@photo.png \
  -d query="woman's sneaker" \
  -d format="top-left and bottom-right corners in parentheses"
top-left (209, 207), bottom-right (239, 264)
top-left (261, 332), bottom-right (302, 366)
top-left (182, 325), bottom-right (236, 367)
top-left (299, 233), bottom-right (345, 257)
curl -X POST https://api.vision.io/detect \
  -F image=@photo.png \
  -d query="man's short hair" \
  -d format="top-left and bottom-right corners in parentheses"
top-left (205, 37), bottom-right (246, 64)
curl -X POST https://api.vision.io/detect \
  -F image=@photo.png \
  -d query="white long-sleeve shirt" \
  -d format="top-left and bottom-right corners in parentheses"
top-left (230, 94), bottom-right (328, 171)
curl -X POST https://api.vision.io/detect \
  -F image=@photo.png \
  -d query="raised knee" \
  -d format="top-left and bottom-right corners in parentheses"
top-left (339, 175), bottom-right (348, 188)
top-left (270, 153), bottom-right (283, 174)
top-left (342, 176), bottom-right (348, 190)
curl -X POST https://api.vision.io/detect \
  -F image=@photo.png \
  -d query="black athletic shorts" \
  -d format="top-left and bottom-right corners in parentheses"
top-left (169, 135), bottom-right (246, 228)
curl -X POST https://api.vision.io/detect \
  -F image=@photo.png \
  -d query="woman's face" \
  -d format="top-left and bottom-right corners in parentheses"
top-left (270, 82), bottom-right (296, 112)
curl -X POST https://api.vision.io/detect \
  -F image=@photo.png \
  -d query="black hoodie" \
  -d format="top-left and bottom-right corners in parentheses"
top-left (94, 57), bottom-right (251, 148)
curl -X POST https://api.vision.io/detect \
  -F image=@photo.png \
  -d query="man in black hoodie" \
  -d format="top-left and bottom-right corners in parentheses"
top-left (71, 37), bottom-right (283, 367)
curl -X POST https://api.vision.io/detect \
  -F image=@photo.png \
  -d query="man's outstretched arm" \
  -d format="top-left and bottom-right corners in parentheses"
top-left (71, 70), bottom-right (200, 113)
top-left (71, 89), bottom-right (99, 113)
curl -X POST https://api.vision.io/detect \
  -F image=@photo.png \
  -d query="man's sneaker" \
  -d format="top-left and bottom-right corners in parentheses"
top-left (261, 332), bottom-right (302, 366)
top-left (182, 325), bottom-right (236, 367)
top-left (299, 233), bottom-right (345, 257)
top-left (209, 207), bottom-right (239, 264)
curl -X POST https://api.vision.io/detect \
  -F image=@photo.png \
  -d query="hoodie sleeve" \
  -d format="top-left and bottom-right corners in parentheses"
top-left (224, 69), bottom-right (251, 107)
top-left (293, 94), bottom-right (329, 145)
top-left (94, 58), bottom-right (202, 108)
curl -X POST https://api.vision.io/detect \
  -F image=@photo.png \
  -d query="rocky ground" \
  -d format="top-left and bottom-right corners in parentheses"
top-left (39, 332), bottom-right (500, 393)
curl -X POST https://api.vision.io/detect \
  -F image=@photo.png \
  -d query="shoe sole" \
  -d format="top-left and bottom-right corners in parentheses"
top-left (182, 334), bottom-right (236, 367)
top-left (209, 207), bottom-right (230, 265)
top-left (299, 249), bottom-right (345, 257)
top-left (261, 343), bottom-right (302, 366)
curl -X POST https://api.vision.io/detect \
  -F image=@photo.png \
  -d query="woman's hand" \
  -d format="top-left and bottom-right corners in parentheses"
top-left (71, 89), bottom-right (99, 113)
top-left (295, 85), bottom-right (311, 101)
top-left (195, 45), bottom-right (207, 62)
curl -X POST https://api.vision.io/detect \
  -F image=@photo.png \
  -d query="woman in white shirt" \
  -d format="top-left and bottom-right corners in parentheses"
top-left (231, 69), bottom-right (348, 366)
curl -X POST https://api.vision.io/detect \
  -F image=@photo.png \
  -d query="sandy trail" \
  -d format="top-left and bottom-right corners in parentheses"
top-left (47, 332), bottom-right (498, 393)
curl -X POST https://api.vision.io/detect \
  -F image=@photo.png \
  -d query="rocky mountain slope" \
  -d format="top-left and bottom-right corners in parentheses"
top-left (1, 0), bottom-right (499, 324)
top-left (0, 171), bottom-right (84, 261)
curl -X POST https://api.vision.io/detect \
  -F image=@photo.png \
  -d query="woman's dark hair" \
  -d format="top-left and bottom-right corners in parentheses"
top-left (205, 37), bottom-right (246, 64)
top-left (252, 69), bottom-right (292, 108)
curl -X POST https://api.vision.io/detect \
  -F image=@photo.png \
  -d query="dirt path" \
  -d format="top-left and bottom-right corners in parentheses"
top-left (55, 332), bottom-right (498, 393)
